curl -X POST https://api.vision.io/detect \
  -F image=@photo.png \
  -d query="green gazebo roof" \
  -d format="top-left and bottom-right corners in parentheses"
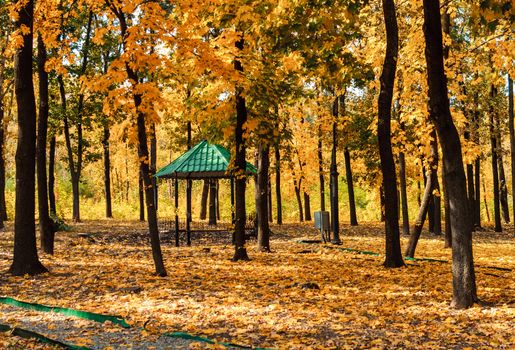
top-left (155, 140), bottom-right (257, 179)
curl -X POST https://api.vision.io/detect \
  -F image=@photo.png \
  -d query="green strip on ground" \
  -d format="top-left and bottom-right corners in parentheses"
top-left (1, 297), bottom-right (270, 349)
top-left (0, 297), bottom-right (130, 328)
top-left (0, 323), bottom-right (91, 350)
top-left (165, 331), bottom-right (273, 350)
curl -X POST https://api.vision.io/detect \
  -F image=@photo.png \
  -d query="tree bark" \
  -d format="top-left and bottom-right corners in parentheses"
top-left (9, 0), bottom-right (47, 276)
top-left (139, 172), bottom-right (145, 221)
top-left (200, 180), bottom-right (209, 220)
top-left (111, 0), bottom-right (167, 277)
top-left (0, 31), bottom-right (8, 224)
top-left (209, 179), bottom-right (217, 225)
top-left (330, 96), bottom-right (341, 244)
top-left (275, 145), bottom-right (283, 225)
top-left (37, 34), bottom-right (55, 254)
top-left (378, 0), bottom-right (403, 267)
top-left (318, 126), bottom-right (326, 211)
top-left (344, 148), bottom-right (358, 226)
top-left (423, 0), bottom-right (477, 308)
top-left (490, 86), bottom-right (502, 232)
top-left (256, 144), bottom-right (271, 252)
top-left (267, 175), bottom-right (273, 222)
top-left (304, 192), bottom-right (311, 221)
top-left (48, 136), bottom-right (56, 216)
top-left (509, 75), bottom-right (514, 231)
top-left (399, 151), bottom-right (409, 235)
top-left (232, 36), bottom-right (250, 261)
top-left (103, 125), bottom-right (112, 218)
top-left (293, 173), bottom-right (304, 222)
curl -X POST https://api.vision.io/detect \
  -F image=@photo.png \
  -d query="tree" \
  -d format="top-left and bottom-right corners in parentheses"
top-left (377, 0), bottom-right (404, 268)
top-left (422, 0), bottom-right (477, 308)
top-left (256, 143), bottom-right (271, 252)
top-left (9, 0), bottom-right (47, 276)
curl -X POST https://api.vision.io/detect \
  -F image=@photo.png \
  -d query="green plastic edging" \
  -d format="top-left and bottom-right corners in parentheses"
top-left (0, 323), bottom-right (91, 350)
top-left (0, 297), bottom-right (130, 328)
top-left (0, 297), bottom-right (269, 349)
top-left (165, 331), bottom-right (273, 350)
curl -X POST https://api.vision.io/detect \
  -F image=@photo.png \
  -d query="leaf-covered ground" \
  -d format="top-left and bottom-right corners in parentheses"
top-left (0, 220), bottom-right (514, 349)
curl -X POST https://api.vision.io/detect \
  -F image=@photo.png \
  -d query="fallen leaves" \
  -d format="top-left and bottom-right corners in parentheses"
top-left (0, 220), bottom-right (514, 349)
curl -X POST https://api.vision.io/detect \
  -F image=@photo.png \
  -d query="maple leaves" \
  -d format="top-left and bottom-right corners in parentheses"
top-left (0, 220), bottom-right (514, 348)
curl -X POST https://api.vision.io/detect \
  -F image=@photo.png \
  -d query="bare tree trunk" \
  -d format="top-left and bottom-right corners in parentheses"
top-left (304, 192), bottom-right (311, 221)
top-left (509, 75), bottom-right (514, 231)
top-left (209, 179), bottom-right (217, 225)
top-left (0, 32), bottom-right (8, 224)
top-left (48, 136), bottom-right (56, 215)
top-left (344, 148), bottom-right (358, 226)
top-left (256, 144), bottom-right (271, 252)
top-left (9, 0), bottom-right (47, 276)
top-left (318, 125), bottom-right (326, 211)
top-left (378, 0), bottom-right (403, 267)
top-left (423, 0), bottom-right (477, 308)
top-left (103, 125), bottom-right (112, 218)
top-left (37, 34), bottom-right (55, 254)
top-left (293, 173), bottom-right (304, 222)
top-left (330, 96), bottom-right (341, 243)
top-left (399, 151), bottom-right (409, 235)
top-left (498, 153), bottom-right (510, 223)
top-left (139, 172), bottom-right (145, 222)
top-left (275, 145), bottom-right (282, 225)
top-left (232, 36), bottom-right (249, 261)
top-left (490, 87), bottom-right (502, 232)
top-left (267, 175), bottom-right (273, 222)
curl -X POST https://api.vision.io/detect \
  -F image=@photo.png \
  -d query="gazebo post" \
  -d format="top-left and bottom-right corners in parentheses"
top-left (174, 173), bottom-right (179, 247)
top-left (186, 177), bottom-right (191, 246)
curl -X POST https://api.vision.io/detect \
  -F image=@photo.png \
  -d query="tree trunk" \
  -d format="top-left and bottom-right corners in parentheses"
top-left (378, 0), bottom-right (403, 267)
top-left (474, 158), bottom-right (481, 227)
top-left (256, 144), bottom-right (270, 252)
top-left (48, 136), bottom-right (56, 216)
top-left (103, 125), bottom-right (112, 218)
top-left (0, 33), bottom-right (7, 224)
top-left (498, 152), bottom-right (510, 223)
top-left (330, 96), bottom-right (341, 244)
top-left (200, 180), bottom-right (209, 220)
top-left (405, 133), bottom-right (438, 257)
top-left (433, 177), bottom-right (442, 235)
top-left (275, 145), bottom-right (283, 225)
top-left (405, 167), bottom-right (433, 258)
top-left (380, 186), bottom-right (386, 222)
top-left (490, 88), bottom-right (502, 232)
top-left (37, 34), bottom-right (55, 254)
top-left (344, 148), bottom-right (358, 226)
top-left (399, 151), bottom-right (409, 235)
top-left (209, 179), bottom-right (217, 225)
top-left (509, 75), bottom-right (514, 230)
top-left (304, 192), bottom-right (311, 221)
top-left (139, 172), bottom-right (145, 222)
top-left (232, 36), bottom-right (249, 261)
top-left (423, 0), bottom-right (477, 308)
top-left (293, 174), bottom-right (304, 222)
top-left (318, 126), bottom-right (326, 211)
top-left (443, 161), bottom-right (452, 248)
top-left (482, 174), bottom-right (490, 222)
top-left (267, 175), bottom-right (273, 222)
top-left (9, 0), bottom-right (47, 276)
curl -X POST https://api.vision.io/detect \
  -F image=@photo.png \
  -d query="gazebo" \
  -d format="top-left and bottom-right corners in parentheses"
top-left (155, 140), bottom-right (257, 246)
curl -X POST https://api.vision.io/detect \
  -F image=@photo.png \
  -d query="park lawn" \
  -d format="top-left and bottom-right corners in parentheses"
top-left (0, 220), bottom-right (514, 349)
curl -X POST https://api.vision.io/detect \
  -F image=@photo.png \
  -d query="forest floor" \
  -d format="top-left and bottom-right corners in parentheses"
top-left (0, 220), bottom-right (514, 349)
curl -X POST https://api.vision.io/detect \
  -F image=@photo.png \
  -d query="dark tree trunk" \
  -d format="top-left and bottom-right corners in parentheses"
top-left (0, 34), bottom-right (8, 224)
top-left (150, 124), bottom-right (157, 211)
top-left (405, 134), bottom-right (438, 257)
top-left (474, 158), bottom-right (481, 227)
top-left (433, 177), bottom-right (442, 235)
top-left (200, 180), bottom-right (209, 220)
top-left (267, 175), bottom-right (273, 222)
top-left (509, 75), bottom-right (514, 230)
top-left (48, 136), bottom-right (56, 215)
top-left (399, 151), bottom-right (409, 235)
top-left (232, 36), bottom-right (249, 261)
top-left (9, 0), bottom-right (47, 276)
top-left (139, 172), bottom-right (145, 222)
top-left (423, 0), bottom-right (477, 308)
top-left (318, 126), bottom-right (325, 211)
top-left (304, 192), bottom-right (311, 221)
top-left (256, 144), bottom-right (270, 252)
top-left (344, 148), bottom-right (358, 226)
top-left (209, 179), bottom-right (217, 225)
top-left (498, 152), bottom-right (509, 223)
top-left (330, 96), bottom-right (341, 244)
top-left (37, 34), bottom-right (55, 254)
top-left (417, 179), bottom-right (421, 207)
top-left (293, 174), bottom-right (304, 222)
top-left (103, 125), bottom-right (112, 218)
top-left (275, 145), bottom-right (283, 225)
top-left (482, 175), bottom-right (490, 222)
top-left (378, 0), bottom-right (403, 267)
top-left (443, 161), bottom-right (452, 248)
top-left (490, 87), bottom-right (502, 232)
